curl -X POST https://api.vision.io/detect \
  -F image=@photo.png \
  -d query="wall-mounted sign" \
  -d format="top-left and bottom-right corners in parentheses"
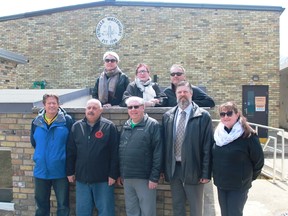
top-left (96, 16), bottom-right (124, 46)
top-left (255, 96), bottom-right (266, 111)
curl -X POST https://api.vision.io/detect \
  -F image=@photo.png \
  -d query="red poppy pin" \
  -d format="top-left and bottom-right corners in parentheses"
top-left (95, 131), bottom-right (104, 139)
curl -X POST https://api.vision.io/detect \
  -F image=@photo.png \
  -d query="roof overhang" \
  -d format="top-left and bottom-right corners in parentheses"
top-left (0, 49), bottom-right (28, 64)
top-left (0, 1), bottom-right (285, 21)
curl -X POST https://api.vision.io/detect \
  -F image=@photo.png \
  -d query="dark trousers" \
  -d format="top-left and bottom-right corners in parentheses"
top-left (34, 177), bottom-right (70, 216)
top-left (217, 188), bottom-right (249, 216)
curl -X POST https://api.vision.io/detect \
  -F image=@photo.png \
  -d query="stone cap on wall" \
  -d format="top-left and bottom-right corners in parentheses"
top-left (0, 89), bottom-right (90, 113)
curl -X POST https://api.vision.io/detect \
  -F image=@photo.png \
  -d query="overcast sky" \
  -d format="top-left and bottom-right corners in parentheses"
top-left (0, 0), bottom-right (287, 57)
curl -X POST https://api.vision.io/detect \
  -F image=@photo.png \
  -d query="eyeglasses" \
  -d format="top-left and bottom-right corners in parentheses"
top-left (170, 72), bottom-right (184, 77)
top-left (137, 70), bottom-right (148, 74)
top-left (127, 105), bottom-right (143, 110)
top-left (219, 111), bottom-right (233, 118)
top-left (105, 59), bottom-right (117, 63)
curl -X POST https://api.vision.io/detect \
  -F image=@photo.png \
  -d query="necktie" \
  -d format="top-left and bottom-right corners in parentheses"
top-left (175, 111), bottom-right (186, 159)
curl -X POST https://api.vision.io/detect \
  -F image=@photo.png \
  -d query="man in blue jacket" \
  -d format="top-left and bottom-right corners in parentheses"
top-left (66, 99), bottom-right (119, 216)
top-left (30, 93), bottom-right (73, 216)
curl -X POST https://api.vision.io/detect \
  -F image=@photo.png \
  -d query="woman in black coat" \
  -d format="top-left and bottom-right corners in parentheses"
top-left (122, 63), bottom-right (166, 107)
top-left (212, 101), bottom-right (264, 216)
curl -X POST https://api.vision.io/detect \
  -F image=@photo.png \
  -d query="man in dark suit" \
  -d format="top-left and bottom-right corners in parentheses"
top-left (162, 81), bottom-right (214, 216)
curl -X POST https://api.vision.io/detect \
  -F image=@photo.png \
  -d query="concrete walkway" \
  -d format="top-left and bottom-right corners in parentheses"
top-left (204, 179), bottom-right (288, 216)
top-left (0, 179), bottom-right (287, 216)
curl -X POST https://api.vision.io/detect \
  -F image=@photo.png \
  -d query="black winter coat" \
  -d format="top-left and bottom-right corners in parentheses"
top-left (66, 116), bottom-right (119, 183)
top-left (212, 134), bottom-right (264, 190)
top-left (119, 114), bottom-right (162, 183)
top-left (92, 72), bottom-right (129, 106)
top-left (162, 103), bottom-right (214, 184)
top-left (122, 81), bottom-right (167, 107)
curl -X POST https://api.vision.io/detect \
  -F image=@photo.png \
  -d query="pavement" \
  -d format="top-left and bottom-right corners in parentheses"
top-left (204, 179), bottom-right (288, 216)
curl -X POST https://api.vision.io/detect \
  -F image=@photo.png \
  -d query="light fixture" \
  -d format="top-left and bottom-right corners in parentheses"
top-left (252, 75), bottom-right (259, 81)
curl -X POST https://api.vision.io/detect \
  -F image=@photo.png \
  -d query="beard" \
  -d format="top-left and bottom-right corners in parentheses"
top-left (177, 96), bottom-right (191, 109)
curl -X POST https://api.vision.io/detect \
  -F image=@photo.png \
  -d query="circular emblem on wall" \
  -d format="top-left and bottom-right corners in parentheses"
top-left (96, 16), bottom-right (124, 46)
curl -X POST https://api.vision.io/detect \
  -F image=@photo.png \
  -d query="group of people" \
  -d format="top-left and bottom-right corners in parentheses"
top-left (91, 51), bottom-right (215, 109)
top-left (30, 51), bottom-right (264, 216)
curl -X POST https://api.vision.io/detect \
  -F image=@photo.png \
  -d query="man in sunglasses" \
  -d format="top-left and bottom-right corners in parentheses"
top-left (118, 96), bottom-right (162, 216)
top-left (163, 64), bottom-right (215, 108)
top-left (162, 81), bottom-right (214, 216)
top-left (92, 51), bottom-right (129, 107)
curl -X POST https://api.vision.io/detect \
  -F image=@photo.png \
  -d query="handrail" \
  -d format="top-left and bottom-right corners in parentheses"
top-left (249, 122), bottom-right (286, 181)
top-left (270, 136), bottom-right (277, 183)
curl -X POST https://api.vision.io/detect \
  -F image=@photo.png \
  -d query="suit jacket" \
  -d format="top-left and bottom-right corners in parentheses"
top-left (162, 102), bottom-right (214, 184)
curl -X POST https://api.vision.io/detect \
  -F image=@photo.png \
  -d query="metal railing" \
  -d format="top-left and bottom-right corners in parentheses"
top-left (212, 120), bottom-right (287, 182)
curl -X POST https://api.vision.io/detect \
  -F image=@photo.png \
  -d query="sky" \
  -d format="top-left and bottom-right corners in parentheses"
top-left (0, 0), bottom-right (287, 57)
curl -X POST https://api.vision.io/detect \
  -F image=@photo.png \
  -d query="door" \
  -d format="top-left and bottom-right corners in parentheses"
top-left (242, 85), bottom-right (268, 140)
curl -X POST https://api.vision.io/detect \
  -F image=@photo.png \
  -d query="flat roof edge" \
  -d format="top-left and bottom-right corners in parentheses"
top-left (0, 2), bottom-right (284, 21)
top-left (0, 49), bottom-right (29, 64)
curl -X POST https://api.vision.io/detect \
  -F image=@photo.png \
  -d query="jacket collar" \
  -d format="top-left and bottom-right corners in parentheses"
top-left (169, 102), bottom-right (202, 119)
top-left (125, 113), bottom-right (148, 128)
top-left (83, 116), bottom-right (102, 129)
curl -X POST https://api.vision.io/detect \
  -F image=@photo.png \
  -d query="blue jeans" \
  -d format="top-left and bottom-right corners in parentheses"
top-left (34, 177), bottom-right (69, 216)
top-left (76, 181), bottom-right (115, 216)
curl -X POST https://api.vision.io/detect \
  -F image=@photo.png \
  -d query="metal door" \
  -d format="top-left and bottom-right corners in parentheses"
top-left (242, 85), bottom-right (268, 139)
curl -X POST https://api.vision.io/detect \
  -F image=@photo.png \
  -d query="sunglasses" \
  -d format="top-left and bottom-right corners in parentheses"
top-left (105, 59), bottom-right (117, 63)
top-left (219, 111), bottom-right (233, 118)
top-left (170, 72), bottom-right (184, 77)
top-left (127, 105), bottom-right (143, 110)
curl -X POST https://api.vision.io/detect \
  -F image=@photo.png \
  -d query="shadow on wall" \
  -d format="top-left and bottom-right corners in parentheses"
top-left (0, 151), bottom-right (13, 202)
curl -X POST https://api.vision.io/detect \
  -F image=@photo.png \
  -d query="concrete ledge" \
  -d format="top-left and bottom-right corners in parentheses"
top-left (0, 202), bottom-right (14, 211)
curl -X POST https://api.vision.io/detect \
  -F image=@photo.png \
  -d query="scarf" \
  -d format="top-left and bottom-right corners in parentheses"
top-left (98, 67), bottom-right (121, 104)
top-left (135, 77), bottom-right (156, 101)
top-left (214, 120), bottom-right (244, 147)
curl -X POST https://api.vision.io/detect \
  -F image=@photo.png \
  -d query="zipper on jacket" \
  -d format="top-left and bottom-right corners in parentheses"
top-left (122, 127), bottom-right (133, 178)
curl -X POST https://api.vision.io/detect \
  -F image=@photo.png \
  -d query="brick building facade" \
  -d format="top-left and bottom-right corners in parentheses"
top-left (0, 1), bottom-right (284, 127)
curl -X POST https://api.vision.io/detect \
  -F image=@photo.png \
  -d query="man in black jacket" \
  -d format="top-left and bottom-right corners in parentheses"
top-left (118, 96), bottom-right (162, 216)
top-left (162, 81), bottom-right (214, 216)
top-left (66, 99), bottom-right (119, 216)
top-left (163, 64), bottom-right (215, 108)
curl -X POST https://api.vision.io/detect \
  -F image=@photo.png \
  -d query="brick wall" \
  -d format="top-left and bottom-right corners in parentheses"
top-left (0, 4), bottom-right (281, 127)
top-left (0, 59), bottom-right (17, 89)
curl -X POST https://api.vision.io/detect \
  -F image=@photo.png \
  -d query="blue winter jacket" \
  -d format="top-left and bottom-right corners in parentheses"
top-left (30, 108), bottom-right (73, 179)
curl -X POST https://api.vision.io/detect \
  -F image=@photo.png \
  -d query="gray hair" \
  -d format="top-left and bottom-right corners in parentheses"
top-left (86, 98), bottom-right (102, 108)
top-left (170, 64), bottom-right (186, 73)
top-left (125, 96), bottom-right (144, 106)
top-left (103, 51), bottom-right (120, 62)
